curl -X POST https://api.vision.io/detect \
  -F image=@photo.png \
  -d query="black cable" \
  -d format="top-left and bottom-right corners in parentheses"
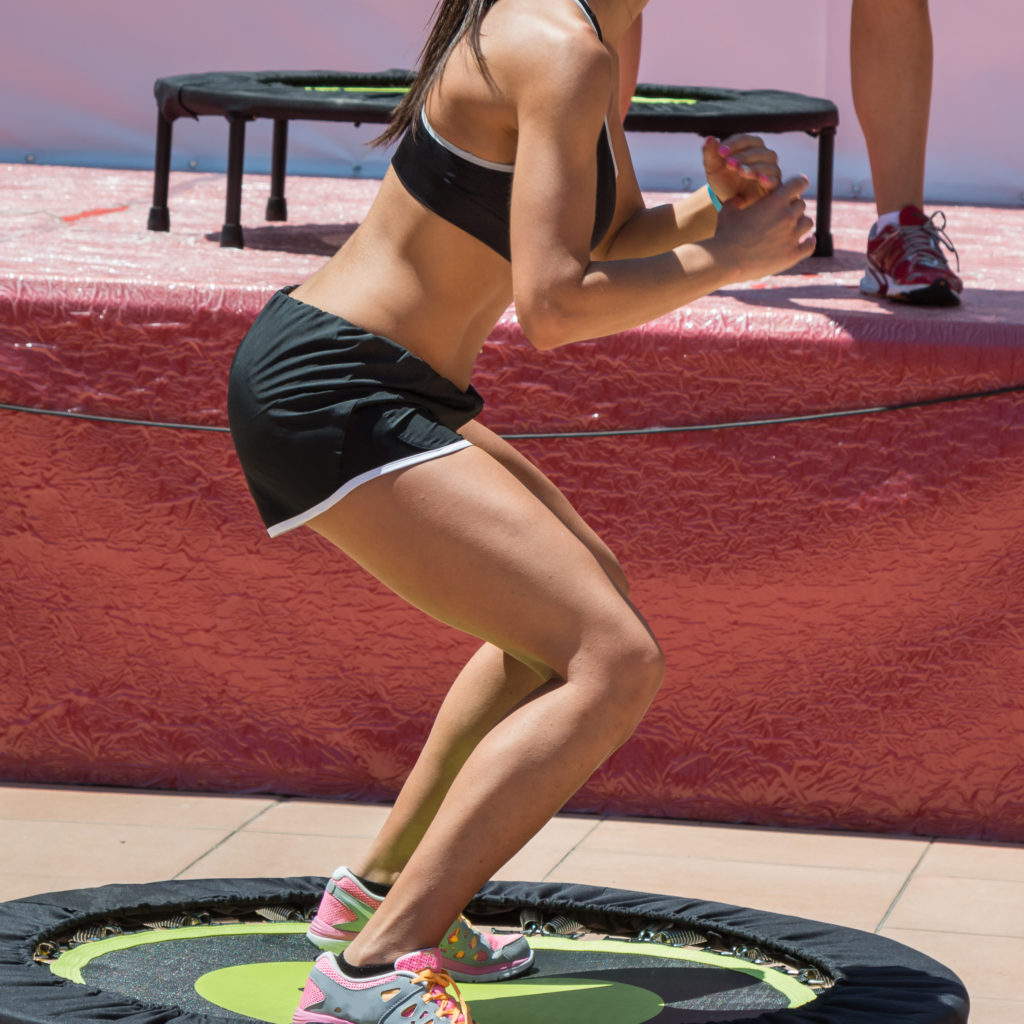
top-left (0, 403), bottom-right (230, 433)
top-left (2, 381), bottom-right (1023, 440)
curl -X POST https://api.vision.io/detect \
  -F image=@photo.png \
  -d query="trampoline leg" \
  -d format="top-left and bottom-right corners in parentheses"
top-left (266, 119), bottom-right (288, 222)
top-left (813, 127), bottom-right (835, 258)
top-left (147, 112), bottom-right (173, 232)
top-left (221, 115), bottom-right (246, 248)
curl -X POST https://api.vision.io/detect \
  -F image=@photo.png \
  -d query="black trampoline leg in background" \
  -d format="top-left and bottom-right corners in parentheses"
top-left (813, 126), bottom-right (835, 258)
top-left (221, 115), bottom-right (247, 248)
top-left (147, 113), bottom-right (173, 233)
top-left (266, 119), bottom-right (289, 222)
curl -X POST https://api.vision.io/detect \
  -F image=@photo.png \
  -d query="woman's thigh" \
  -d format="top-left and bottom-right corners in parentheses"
top-left (457, 419), bottom-right (628, 592)
top-left (307, 443), bottom-right (649, 681)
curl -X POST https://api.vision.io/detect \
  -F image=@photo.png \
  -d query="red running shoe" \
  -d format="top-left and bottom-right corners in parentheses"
top-left (860, 205), bottom-right (963, 306)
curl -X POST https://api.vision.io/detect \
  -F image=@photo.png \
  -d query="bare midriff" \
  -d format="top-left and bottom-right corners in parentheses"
top-left (289, 171), bottom-right (515, 394)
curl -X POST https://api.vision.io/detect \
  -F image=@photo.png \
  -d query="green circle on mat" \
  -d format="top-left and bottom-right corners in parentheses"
top-left (52, 927), bottom-right (814, 1022)
top-left (462, 976), bottom-right (664, 1024)
top-left (195, 963), bottom-right (664, 1024)
top-left (194, 962), bottom-right (310, 1024)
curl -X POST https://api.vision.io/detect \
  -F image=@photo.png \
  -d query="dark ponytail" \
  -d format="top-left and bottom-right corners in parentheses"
top-left (373, 0), bottom-right (494, 147)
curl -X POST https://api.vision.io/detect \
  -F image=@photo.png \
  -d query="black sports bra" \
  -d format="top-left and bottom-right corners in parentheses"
top-left (390, 0), bottom-right (618, 261)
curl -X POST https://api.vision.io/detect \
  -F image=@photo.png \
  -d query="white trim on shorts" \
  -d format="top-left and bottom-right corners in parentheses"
top-left (267, 438), bottom-right (473, 537)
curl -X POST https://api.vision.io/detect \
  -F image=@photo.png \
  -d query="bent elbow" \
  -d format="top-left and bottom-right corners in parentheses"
top-left (515, 294), bottom-right (577, 351)
top-left (519, 316), bottom-right (568, 351)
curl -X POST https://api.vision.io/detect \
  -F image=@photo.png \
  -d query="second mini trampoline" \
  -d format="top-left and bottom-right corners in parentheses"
top-left (0, 876), bottom-right (966, 1024)
top-left (147, 69), bottom-right (838, 254)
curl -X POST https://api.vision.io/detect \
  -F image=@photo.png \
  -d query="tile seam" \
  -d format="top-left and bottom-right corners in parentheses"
top-left (171, 797), bottom-right (288, 880)
top-left (540, 815), bottom-right (607, 881)
top-left (874, 839), bottom-right (934, 933)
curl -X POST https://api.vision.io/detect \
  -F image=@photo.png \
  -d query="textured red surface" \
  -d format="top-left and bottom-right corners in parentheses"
top-left (2, 164), bottom-right (1023, 840)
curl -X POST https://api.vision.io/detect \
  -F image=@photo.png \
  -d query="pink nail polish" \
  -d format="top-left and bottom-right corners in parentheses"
top-left (718, 145), bottom-right (730, 158)
top-left (727, 158), bottom-right (740, 170)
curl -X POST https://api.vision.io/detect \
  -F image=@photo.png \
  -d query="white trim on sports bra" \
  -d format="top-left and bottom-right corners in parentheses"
top-left (569, 0), bottom-right (599, 32)
top-left (420, 110), bottom-right (514, 173)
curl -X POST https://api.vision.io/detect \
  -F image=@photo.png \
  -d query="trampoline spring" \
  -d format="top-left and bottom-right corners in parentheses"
top-left (69, 924), bottom-right (123, 944)
top-left (775, 954), bottom-right (804, 972)
top-left (541, 916), bottom-right (584, 936)
top-left (729, 944), bottom-right (768, 963)
top-left (644, 927), bottom-right (707, 948)
top-left (519, 909), bottom-right (544, 935)
top-left (32, 940), bottom-right (61, 962)
top-left (254, 904), bottom-right (305, 922)
top-left (144, 912), bottom-right (211, 929)
top-left (796, 968), bottom-right (833, 989)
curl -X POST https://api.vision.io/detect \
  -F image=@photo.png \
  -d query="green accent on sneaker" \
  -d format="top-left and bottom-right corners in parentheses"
top-left (328, 877), bottom-right (378, 934)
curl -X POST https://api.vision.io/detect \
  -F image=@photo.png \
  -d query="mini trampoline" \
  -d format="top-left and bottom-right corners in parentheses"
top-left (147, 69), bottom-right (837, 254)
top-left (0, 877), bottom-right (967, 1024)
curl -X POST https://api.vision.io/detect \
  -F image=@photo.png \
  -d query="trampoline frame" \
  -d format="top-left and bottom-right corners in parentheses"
top-left (0, 876), bottom-right (967, 1024)
top-left (147, 70), bottom-right (837, 255)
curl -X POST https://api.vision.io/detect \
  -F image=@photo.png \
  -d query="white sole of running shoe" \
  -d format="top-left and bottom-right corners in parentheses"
top-left (305, 928), bottom-right (535, 982)
top-left (305, 926), bottom-right (353, 954)
top-left (860, 270), bottom-right (961, 306)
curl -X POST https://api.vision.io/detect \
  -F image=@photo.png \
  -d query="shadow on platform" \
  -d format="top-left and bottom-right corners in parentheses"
top-left (204, 222), bottom-right (358, 256)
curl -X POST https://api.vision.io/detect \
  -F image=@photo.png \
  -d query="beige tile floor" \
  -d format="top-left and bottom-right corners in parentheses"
top-left (2, 783), bottom-right (1021, 1023)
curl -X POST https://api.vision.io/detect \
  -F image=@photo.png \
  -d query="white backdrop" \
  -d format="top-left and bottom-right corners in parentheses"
top-left (2, 0), bottom-right (1021, 205)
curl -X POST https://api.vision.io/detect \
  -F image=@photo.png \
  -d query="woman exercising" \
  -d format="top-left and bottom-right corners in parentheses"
top-left (227, 2), bottom-right (814, 1022)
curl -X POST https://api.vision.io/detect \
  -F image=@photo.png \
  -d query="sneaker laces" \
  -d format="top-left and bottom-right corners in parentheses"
top-left (901, 210), bottom-right (960, 272)
top-left (414, 968), bottom-right (474, 1024)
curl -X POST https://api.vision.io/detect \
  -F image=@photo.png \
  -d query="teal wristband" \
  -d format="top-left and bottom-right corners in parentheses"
top-left (707, 183), bottom-right (723, 211)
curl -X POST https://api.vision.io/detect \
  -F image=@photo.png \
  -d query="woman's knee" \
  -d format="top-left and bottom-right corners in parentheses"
top-left (580, 619), bottom-right (664, 732)
top-left (619, 629), bottom-right (665, 707)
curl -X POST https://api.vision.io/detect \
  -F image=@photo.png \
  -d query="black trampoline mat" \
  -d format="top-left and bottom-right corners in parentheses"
top-left (1, 877), bottom-right (968, 1024)
top-left (51, 927), bottom-right (812, 1024)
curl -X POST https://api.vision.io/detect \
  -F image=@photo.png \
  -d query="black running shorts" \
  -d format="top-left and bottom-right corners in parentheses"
top-left (227, 288), bottom-right (484, 536)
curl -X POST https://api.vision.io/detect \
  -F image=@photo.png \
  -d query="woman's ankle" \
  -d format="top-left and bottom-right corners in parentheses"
top-left (351, 861), bottom-right (402, 890)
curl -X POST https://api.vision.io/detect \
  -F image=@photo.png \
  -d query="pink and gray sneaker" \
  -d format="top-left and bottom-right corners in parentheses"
top-left (293, 948), bottom-right (475, 1024)
top-left (306, 867), bottom-right (533, 983)
top-left (860, 205), bottom-right (963, 306)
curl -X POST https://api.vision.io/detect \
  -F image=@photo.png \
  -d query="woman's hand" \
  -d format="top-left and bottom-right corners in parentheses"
top-left (710, 174), bottom-right (817, 281)
top-left (703, 134), bottom-right (782, 208)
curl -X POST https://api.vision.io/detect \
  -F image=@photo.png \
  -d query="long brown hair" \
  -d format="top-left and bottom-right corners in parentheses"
top-left (374, 0), bottom-right (495, 147)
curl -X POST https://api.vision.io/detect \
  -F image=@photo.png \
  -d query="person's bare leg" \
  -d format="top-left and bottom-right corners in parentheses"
top-left (308, 444), bottom-right (663, 965)
top-left (850, 0), bottom-right (933, 215)
top-left (352, 644), bottom-right (548, 885)
top-left (350, 421), bottom-right (632, 887)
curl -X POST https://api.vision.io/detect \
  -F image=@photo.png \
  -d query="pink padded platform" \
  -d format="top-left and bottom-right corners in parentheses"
top-left (2, 164), bottom-right (1023, 841)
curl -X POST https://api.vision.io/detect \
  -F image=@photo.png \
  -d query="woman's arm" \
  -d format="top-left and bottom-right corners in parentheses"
top-left (604, 13), bottom-right (785, 262)
top-left (508, 36), bottom-right (813, 350)
top-left (618, 12), bottom-right (643, 121)
top-left (600, 133), bottom-right (785, 260)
